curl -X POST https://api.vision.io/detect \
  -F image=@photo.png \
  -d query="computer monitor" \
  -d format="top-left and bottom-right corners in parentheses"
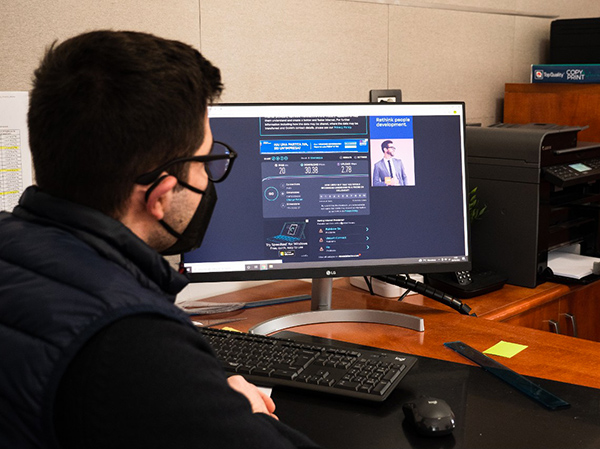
top-left (181, 102), bottom-right (470, 333)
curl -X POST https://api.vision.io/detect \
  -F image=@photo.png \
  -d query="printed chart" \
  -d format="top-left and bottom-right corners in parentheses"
top-left (0, 92), bottom-right (31, 211)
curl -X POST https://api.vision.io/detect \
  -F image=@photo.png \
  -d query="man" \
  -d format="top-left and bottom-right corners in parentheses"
top-left (372, 139), bottom-right (408, 186)
top-left (0, 30), bottom-right (320, 449)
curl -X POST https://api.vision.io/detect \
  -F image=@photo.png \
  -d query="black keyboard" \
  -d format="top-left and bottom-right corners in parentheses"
top-left (199, 327), bottom-right (417, 401)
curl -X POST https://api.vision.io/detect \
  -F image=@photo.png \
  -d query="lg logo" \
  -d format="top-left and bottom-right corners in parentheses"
top-left (325, 270), bottom-right (337, 276)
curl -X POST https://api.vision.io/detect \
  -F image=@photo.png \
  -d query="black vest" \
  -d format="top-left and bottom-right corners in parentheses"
top-left (0, 187), bottom-right (193, 448)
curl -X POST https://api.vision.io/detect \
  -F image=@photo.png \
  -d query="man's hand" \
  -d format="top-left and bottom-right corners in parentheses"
top-left (384, 176), bottom-right (400, 186)
top-left (227, 375), bottom-right (278, 419)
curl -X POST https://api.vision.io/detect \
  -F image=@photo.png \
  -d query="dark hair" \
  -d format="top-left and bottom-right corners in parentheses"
top-left (381, 140), bottom-right (393, 151)
top-left (28, 30), bottom-right (223, 218)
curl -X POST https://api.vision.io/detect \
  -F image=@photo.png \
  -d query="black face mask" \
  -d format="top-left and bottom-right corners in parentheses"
top-left (157, 180), bottom-right (218, 256)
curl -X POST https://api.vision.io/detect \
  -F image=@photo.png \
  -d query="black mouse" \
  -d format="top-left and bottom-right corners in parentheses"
top-left (402, 396), bottom-right (456, 437)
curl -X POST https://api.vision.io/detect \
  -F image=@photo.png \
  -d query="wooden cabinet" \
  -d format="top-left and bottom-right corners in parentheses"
top-left (471, 282), bottom-right (600, 341)
top-left (501, 297), bottom-right (562, 333)
top-left (560, 283), bottom-right (600, 341)
top-left (395, 277), bottom-right (600, 342)
top-left (504, 83), bottom-right (600, 143)
top-left (498, 284), bottom-right (600, 340)
top-left (487, 83), bottom-right (600, 339)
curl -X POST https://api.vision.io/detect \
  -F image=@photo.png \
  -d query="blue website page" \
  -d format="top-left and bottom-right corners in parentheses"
top-left (183, 104), bottom-right (467, 274)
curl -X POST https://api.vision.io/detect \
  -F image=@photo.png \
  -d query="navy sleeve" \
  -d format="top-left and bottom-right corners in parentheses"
top-left (54, 315), bottom-right (321, 449)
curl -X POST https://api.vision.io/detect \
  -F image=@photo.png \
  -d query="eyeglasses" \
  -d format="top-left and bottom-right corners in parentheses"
top-left (136, 141), bottom-right (237, 185)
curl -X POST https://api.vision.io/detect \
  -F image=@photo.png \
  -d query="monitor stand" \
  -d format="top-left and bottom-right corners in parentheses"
top-left (249, 278), bottom-right (425, 335)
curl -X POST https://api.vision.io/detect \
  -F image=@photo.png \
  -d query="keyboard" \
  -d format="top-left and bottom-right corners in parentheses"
top-left (199, 327), bottom-right (417, 401)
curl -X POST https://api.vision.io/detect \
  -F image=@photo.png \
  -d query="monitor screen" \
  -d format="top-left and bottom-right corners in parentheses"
top-left (181, 102), bottom-right (470, 285)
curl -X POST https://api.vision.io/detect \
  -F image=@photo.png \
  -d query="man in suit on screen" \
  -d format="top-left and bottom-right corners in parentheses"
top-left (372, 139), bottom-right (408, 186)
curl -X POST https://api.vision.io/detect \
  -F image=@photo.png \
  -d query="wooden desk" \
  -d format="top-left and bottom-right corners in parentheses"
top-left (194, 278), bottom-right (600, 390)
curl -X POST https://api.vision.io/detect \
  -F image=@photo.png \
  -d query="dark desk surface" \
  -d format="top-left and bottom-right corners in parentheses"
top-left (274, 332), bottom-right (600, 449)
top-left (192, 278), bottom-right (600, 448)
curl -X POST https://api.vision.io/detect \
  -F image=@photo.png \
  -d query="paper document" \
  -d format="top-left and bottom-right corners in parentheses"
top-left (177, 300), bottom-right (245, 315)
top-left (547, 251), bottom-right (600, 279)
top-left (0, 92), bottom-right (32, 212)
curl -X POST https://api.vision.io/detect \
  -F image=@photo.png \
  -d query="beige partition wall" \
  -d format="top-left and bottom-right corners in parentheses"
top-left (199, 0), bottom-right (600, 125)
top-left (199, 0), bottom-right (389, 104)
top-left (3, 0), bottom-right (600, 124)
top-left (1, 1), bottom-right (201, 90)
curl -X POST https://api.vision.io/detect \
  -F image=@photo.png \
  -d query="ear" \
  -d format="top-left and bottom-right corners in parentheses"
top-left (145, 175), bottom-right (179, 220)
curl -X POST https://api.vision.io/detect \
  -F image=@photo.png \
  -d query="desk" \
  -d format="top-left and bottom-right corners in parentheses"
top-left (200, 278), bottom-right (600, 389)
top-left (197, 279), bottom-right (600, 448)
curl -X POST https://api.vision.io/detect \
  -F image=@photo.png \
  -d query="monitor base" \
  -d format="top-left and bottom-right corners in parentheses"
top-left (249, 309), bottom-right (425, 335)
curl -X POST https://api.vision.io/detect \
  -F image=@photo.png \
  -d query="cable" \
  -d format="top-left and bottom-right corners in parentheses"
top-left (397, 287), bottom-right (411, 302)
top-left (373, 274), bottom-right (477, 317)
top-left (362, 276), bottom-right (375, 296)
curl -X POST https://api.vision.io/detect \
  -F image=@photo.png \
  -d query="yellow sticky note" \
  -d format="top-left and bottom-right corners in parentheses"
top-left (483, 341), bottom-right (528, 358)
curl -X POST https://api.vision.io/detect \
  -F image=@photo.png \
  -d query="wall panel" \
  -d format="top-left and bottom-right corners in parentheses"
top-left (1, 0), bottom-right (200, 91)
top-left (200, 0), bottom-right (388, 102)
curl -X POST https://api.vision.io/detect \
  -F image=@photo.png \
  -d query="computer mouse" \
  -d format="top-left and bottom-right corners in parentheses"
top-left (402, 396), bottom-right (456, 437)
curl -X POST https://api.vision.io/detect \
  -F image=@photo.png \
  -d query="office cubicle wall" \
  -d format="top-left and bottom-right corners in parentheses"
top-left (2, 0), bottom-right (600, 126)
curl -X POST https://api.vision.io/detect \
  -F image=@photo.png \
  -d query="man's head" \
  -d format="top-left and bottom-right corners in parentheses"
top-left (381, 140), bottom-right (395, 158)
top-left (28, 30), bottom-right (223, 219)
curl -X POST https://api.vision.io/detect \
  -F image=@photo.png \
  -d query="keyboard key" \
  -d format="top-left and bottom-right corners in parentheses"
top-left (335, 380), bottom-right (361, 391)
top-left (383, 369), bottom-right (401, 383)
top-left (372, 381), bottom-right (392, 396)
top-left (271, 369), bottom-right (299, 380)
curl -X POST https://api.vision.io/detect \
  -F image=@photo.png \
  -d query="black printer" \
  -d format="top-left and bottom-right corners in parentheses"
top-left (467, 123), bottom-right (600, 287)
